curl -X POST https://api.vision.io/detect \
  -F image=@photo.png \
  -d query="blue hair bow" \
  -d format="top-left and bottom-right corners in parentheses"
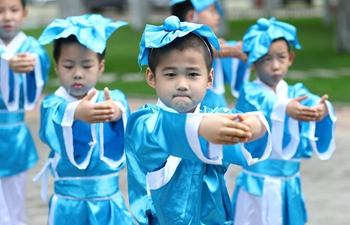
top-left (170, 0), bottom-right (224, 16)
top-left (38, 14), bottom-right (128, 54)
top-left (243, 17), bottom-right (302, 67)
top-left (138, 15), bottom-right (220, 66)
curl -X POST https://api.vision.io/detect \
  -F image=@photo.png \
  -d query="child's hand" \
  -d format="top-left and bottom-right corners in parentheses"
top-left (286, 95), bottom-right (319, 121)
top-left (311, 94), bottom-right (329, 122)
top-left (198, 114), bottom-right (252, 145)
top-left (75, 89), bottom-right (117, 123)
top-left (9, 53), bottom-right (36, 73)
top-left (236, 113), bottom-right (266, 142)
top-left (213, 39), bottom-right (247, 61)
top-left (95, 87), bottom-right (122, 122)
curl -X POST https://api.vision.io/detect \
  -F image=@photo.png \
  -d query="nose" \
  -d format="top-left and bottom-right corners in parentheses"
top-left (73, 68), bottom-right (83, 80)
top-left (271, 58), bottom-right (281, 70)
top-left (176, 76), bottom-right (189, 91)
top-left (3, 10), bottom-right (12, 21)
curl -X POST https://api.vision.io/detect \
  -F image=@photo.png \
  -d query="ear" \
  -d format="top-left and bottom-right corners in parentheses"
top-left (185, 9), bottom-right (195, 22)
top-left (99, 59), bottom-right (105, 76)
top-left (22, 8), bottom-right (28, 20)
top-left (288, 51), bottom-right (295, 66)
top-left (145, 67), bottom-right (156, 89)
top-left (54, 62), bottom-right (59, 76)
top-left (207, 68), bottom-right (214, 89)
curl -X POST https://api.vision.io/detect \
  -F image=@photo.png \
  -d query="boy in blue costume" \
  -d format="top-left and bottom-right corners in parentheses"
top-left (231, 17), bottom-right (337, 225)
top-left (0, 0), bottom-right (50, 224)
top-left (170, 0), bottom-right (250, 107)
top-left (33, 14), bottom-right (135, 225)
top-left (125, 15), bottom-right (272, 225)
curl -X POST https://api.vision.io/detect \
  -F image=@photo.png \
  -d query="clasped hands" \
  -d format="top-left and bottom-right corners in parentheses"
top-left (74, 87), bottom-right (122, 123)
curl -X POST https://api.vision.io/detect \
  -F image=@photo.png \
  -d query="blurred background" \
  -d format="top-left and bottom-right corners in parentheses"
top-left (23, 0), bottom-right (350, 103)
top-left (24, 1), bottom-right (350, 225)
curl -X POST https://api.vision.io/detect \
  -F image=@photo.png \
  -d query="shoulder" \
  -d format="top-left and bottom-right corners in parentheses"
top-left (41, 94), bottom-right (66, 108)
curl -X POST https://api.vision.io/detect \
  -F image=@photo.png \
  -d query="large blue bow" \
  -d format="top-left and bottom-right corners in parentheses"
top-left (138, 15), bottom-right (220, 66)
top-left (38, 14), bottom-right (128, 54)
top-left (243, 17), bottom-right (302, 67)
top-left (170, 0), bottom-right (224, 16)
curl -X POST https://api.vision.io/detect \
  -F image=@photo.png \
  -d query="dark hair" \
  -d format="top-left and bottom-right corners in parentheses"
top-left (148, 33), bottom-right (213, 74)
top-left (171, 0), bottom-right (194, 21)
top-left (273, 37), bottom-right (292, 52)
top-left (53, 35), bottom-right (106, 63)
top-left (21, 0), bottom-right (26, 8)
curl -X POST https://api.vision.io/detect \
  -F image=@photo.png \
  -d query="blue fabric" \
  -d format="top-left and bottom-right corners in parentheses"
top-left (40, 89), bottom-right (134, 224)
top-left (38, 14), bottom-right (128, 53)
top-left (0, 36), bottom-right (50, 177)
top-left (170, 0), bottom-right (224, 16)
top-left (243, 17), bottom-right (302, 66)
top-left (232, 80), bottom-right (336, 225)
top-left (125, 104), bottom-right (269, 225)
top-left (138, 15), bottom-right (220, 66)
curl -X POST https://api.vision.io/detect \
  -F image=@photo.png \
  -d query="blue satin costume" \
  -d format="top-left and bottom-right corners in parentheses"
top-left (38, 87), bottom-right (134, 225)
top-left (126, 101), bottom-right (272, 225)
top-left (231, 18), bottom-right (337, 225)
top-left (129, 15), bottom-right (272, 225)
top-left (33, 14), bottom-right (135, 225)
top-left (202, 41), bottom-right (250, 108)
top-left (0, 32), bottom-right (50, 178)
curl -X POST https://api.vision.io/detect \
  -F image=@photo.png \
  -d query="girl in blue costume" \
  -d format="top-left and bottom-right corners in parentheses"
top-left (170, 0), bottom-right (250, 107)
top-left (231, 17), bottom-right (337, 225)
top-left (33, 14), bottom-right (135, 225)
top-left (0, 0), bottom-right (50, 224)
top-left (125, 15), bottom-right (272, 225)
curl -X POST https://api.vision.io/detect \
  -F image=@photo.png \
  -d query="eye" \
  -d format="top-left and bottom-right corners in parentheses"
top-left (188, 73), bottom-right (199, 77)
top-left (165, 73), bottom-right (176, 77)
top-left (83, 65), bottom-right (93, 69)
top-left (63, 65), bottom-right (73, 69)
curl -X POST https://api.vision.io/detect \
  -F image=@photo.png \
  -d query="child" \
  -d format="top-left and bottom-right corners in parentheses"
top-left (125, 15), bottom-right (272, 225)
top-left (0, 0), bottom-right (50, 224)
top-left (170, 0), bottom-right (250, 107)
top-left (33, 14), bottom-right (135, 225)
top-left (231, 17), bottom-right (337, 225)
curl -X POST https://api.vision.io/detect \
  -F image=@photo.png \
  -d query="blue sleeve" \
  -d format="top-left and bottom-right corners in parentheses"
top-left (292, 83), bottom-right (337, 159)
top-left (39, 95), bottom-right (69, 155)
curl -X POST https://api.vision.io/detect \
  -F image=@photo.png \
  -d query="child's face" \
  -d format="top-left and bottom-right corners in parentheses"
top-left (254, 39), bottom-right (295, 90)
top-left (0, 0), bottom-right (27, 44)
top-left (55, 42), bottom-right (105, 99)
top-left (146, 48), bottom-right (213, 113)
top-left (195, 3), bottom-right (220, 33)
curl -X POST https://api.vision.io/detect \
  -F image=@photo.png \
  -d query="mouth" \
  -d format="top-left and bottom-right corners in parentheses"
top-left (3, 25), bottom-right (12, 31)
top-left (173, 94), bottom-right (190, 98)
top-left (72, 83), bottom-right (83, 89)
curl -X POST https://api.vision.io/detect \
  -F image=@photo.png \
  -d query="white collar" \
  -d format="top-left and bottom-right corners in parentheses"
top-left (0, 32), bottom-right (27, 54)
top-left (156, 98), bottom-right (201, 114)
top-left (254, 78), bottom-right (288, 98)
top-left (54, 86), bottom-right (97, 103)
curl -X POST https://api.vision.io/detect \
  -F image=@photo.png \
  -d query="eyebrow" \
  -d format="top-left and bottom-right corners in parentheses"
top-left (161, 66), bottom-right (202, 71)
top-left (61, 59), bottom-right (94, 63)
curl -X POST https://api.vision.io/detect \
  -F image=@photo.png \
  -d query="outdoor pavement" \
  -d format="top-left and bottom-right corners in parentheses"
top-left (24, 97), bottom-right (350, 225)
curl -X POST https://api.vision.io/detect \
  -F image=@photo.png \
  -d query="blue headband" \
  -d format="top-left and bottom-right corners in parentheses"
top-left (170, 0), bottom-right (224, 16)
top-left (138, 15), bottom-right (220, 66)
top-left (243, 17), bottom-right (302, 67)
top-left (38, 14), bottom-right (128, 54)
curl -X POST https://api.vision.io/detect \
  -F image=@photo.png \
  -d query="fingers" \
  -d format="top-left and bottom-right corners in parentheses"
top-left (83, 89), bottom-right (96, 101)
top-left (104, 87), bottom-right (111, 100)
top-left (319, 94), bottom-right (328, 104)
top-left (294, 95), bottom-right (308, 102)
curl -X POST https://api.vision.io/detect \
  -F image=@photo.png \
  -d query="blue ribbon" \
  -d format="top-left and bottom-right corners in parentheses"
top-left (138, 15), bottom-right (220, 66)
top-left (38, 14), bottom-right (128, 54)
top-left (243, 17), bottom-right (302, 67)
